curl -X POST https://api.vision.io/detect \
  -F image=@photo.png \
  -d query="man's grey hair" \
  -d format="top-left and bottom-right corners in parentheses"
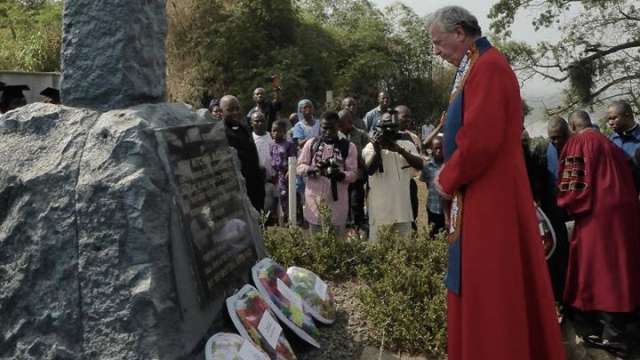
top-left (426, 6), bottom-right (482, 36)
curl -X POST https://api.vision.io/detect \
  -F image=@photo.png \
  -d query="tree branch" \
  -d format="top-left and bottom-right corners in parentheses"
top-left (618, 7), bottom-right (640, 21)
top-left (588, 74), bottom-right (640, 100)
top-left (528, 66), bottom-right (569, 82)
top-left (576, 40), bottom-right (640, 65)
top-left (546, 100), bottom-right (579, 116)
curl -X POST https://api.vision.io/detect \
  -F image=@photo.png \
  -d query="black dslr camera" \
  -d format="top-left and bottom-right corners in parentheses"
top-left (315, 157), bottom-right (344, 201)
top-left (374, 111), bottom-right (401, 148)
top-left (316, 157), bottom-right (343, 178)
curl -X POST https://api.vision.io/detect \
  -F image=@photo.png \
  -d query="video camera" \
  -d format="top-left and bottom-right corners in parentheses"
top-left (373, 110), bottom-right (401, 148)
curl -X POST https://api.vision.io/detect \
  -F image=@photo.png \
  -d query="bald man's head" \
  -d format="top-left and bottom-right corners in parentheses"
top-left (338, 109), bottom-right (352, 133)
top-left (220, 95), bottom-right (241, 125)
top-left (395, 105), bottom-right (412, 131)
top-left (547, 116), bottom-right (569, 151)
top-left (341, 97), bottom-right (357, 114)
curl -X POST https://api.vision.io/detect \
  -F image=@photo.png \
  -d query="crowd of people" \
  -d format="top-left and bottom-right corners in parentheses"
top-left (214, 55), bottom-right (640, 357)
top-left (522, 104), bottom-right (640, 357)
top-left (0, 83), bottom-right (59, 114)
top-left (3, 6), bottom-right (640, 358)
top-left (212, 79), bottom-right (447, 243)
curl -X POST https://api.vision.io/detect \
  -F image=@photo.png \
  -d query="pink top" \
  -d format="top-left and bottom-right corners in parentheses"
top-left (296, 139), bottom-right (358, 225)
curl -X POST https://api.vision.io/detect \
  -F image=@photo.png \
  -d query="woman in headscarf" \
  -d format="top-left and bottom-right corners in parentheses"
top-left (290, 99), bottom-right (321, 225)
top-left (291, 99), bottom-right (320, 149)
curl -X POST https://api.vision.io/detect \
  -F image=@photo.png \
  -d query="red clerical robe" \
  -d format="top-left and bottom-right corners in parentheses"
top-left (557, 129), bottom-right (640, 312)
top-left (439, 45), bottom-right (566, 360)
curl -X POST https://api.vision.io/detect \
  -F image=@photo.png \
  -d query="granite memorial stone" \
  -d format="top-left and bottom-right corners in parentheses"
top-left (0, 0), bottom-right (266, 357)
top-left (61, 0), bottom-right (167, 110)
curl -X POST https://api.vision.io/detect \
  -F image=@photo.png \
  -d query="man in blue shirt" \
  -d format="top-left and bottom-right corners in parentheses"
top-left (420, 135), bottom-right (445, 237)
top-left (533, 117), bottom-right (569, 184)
top-left (363, 91), bottom-right (391, 136)
top-left (607, 100), bottom-right (640, 164)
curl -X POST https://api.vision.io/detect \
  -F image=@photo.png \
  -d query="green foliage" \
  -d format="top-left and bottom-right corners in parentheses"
top-left (596, 117), bottom-right (613, 137)
top-left (489, 0), bottom-right (640, 110)
top-left (263, 200), bottom-right (366, 279)
top-left (0, 0), bottom-right (61, 71)
top-left (3, 0), bottom-right (454, 121)
top-left (263, 203), bottom-right (448, 357)
top-left (355, 230), bottom-right (447, 357)
top-left (167, 0), bottom-right (452, 121)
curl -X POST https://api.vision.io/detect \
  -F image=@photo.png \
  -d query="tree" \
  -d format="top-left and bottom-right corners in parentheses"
top-left (166, 0), bottom-right (452, 122)
top-left (167, 0), bottom-right (300, 109)
top-left (0, 0), bottom-right (62, 71)
top-left (296, 0), bottom-right (451, 123)
top-left (489, 0), bottom-right (640, 112)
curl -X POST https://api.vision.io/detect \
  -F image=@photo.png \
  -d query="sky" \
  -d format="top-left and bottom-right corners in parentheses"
top-left (369, 0), bottom-right (560, 46)
top-left (369, 0), bottom-right (569, 134)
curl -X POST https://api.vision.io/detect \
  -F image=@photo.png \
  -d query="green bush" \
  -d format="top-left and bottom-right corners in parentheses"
top-left (262, 209), bottom-right (448, 358)
top-left (0, 1), bottom-right (62, 72)
top-left (356, 230), bottom-right (448, 357)
top-left (262, 204), bottom-right (366, 280)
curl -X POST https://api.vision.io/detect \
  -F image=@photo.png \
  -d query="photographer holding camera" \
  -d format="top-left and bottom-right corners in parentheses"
top-left (363, 111), bottom-right (424, 242)
top-left (297, 111), bottom-right (358, 237)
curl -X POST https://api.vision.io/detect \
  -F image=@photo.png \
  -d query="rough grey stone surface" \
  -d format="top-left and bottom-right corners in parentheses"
top-left (0, 103), bottom-right (233, 359)
top-left (0, 103), bottom-right (98, 360)
top-left (60, 0), bottom-right (167, 111)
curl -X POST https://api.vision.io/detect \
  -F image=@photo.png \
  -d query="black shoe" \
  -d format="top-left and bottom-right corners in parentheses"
top-left (584, 335), bottom-right (628, 357)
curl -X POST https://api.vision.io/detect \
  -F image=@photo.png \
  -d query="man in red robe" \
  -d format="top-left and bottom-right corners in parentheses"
top-left (558, 110), bottom-right (640, 352)
top-left (427, 6), bottom-right (566, 360)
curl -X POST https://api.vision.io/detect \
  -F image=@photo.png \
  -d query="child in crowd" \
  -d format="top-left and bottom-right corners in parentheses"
top-left (251, 112), bottom-right (278, 225)
top-left (270, 120), bottom-right (298, 224)
top-left (419, 135), bottom-right (446, 237)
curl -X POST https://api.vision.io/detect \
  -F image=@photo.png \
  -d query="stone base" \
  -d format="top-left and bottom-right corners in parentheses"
top-left (0, 103), bottom-right (259, 359)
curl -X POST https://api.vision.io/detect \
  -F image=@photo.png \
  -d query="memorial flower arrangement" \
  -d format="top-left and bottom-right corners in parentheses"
top-left (227, 285), bottom-right (297, 360)
top-left (287, 266), bottom-right (336, 324)
top-left (204, 332), bottom-right (269, 360)
top-left (252, 258), bottom-right (321, 347)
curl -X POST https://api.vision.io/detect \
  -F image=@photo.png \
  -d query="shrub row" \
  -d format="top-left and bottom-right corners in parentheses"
top-left (263, 216), bottom-right (448, 357)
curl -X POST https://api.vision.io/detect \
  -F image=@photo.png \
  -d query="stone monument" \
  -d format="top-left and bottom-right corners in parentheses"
top-left (0, 1), bottom-right (265, 359)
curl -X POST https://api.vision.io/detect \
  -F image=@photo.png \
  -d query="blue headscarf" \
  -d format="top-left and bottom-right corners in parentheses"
top-left (297, 99), bottom-right (313, 123)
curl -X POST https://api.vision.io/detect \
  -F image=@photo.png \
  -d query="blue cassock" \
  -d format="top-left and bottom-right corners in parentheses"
top-left (443, 37), bottom-right (492, 295)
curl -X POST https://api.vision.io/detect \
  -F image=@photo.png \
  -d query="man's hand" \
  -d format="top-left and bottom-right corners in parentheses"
top-left (434, 168), bottom-right (453, 200)
top-left (326, 170), bottom-right (346, 182)
top-left (371, 132), bottom-right (382, 152)
top-left (386, 142), bottom-right (403, 153)
top-left (272, 74), bottom-right (281, 88)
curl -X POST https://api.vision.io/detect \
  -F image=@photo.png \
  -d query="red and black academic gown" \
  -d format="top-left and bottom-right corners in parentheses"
top-left (439, 38), bottom-right (565, 360)
top-left (557, 130), bottom-right (640, 312)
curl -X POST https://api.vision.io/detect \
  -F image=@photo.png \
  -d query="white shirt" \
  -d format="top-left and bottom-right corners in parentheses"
top-left (252, 132), bottom-right (273, 179)
top-left (362, 139), bottom-right (417, 225)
